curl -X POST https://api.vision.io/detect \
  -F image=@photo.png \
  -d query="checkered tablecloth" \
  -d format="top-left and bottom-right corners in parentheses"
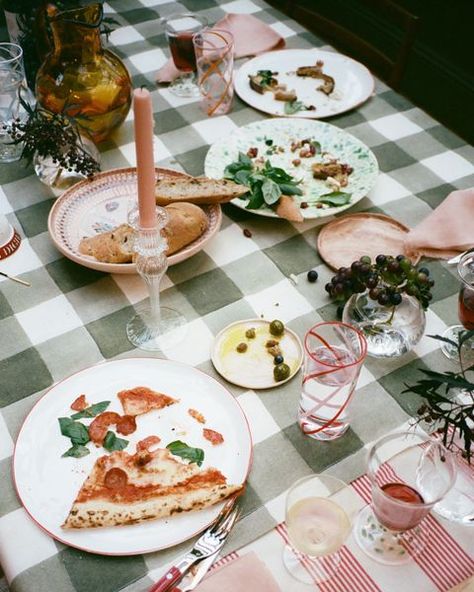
top-left (0, 1), bottom-right (473, 591)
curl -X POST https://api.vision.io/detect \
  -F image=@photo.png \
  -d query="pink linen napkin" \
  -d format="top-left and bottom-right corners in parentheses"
top-left (192, 552), bottom-right (281, 592)
top-left (404, 188), bottom-right (474, 259)
top-left (156, 13), bottom-right (285, 83)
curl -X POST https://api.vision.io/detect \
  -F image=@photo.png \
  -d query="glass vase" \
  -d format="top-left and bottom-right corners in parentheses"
top-left (33, 132), bottom-right (100, 196)
top-left (342, 291), bottom-right (425, 358)
top-left (35, 3), bottom-right (131, 144)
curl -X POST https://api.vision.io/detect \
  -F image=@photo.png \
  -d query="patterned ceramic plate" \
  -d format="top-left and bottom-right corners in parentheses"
top-left (204, 118), bottom-right (378, 220)
top-left (48, 168), bottom-right (222, 274)
top-left (234, 49), bottom-right (374, 119)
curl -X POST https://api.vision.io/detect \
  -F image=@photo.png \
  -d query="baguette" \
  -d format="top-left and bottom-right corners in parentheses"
top-left (155, 177), bottom-right (248, 205)
top-left (78, 203), bottom-right (208, 264)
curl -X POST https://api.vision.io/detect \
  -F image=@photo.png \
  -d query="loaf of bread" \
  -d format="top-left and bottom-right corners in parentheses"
top-left (78, 203), bottom-right (209, 263)
top-left (155, 177), bottom-right (248, 205)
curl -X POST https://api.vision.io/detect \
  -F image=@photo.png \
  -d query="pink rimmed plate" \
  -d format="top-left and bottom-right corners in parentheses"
top-left (48, 167), bottom-right (222, 274)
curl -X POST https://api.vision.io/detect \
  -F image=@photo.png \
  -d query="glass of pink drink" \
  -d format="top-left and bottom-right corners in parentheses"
top-left (354, 431), bottom-right (456, 565)
top-left (284, 474), bottom-right (358, 584)
top-left (299, 321), bottom-right (367, 441)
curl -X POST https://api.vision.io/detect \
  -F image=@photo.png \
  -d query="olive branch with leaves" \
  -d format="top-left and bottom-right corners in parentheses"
top-left (403, 330), bottom-right (474, 463)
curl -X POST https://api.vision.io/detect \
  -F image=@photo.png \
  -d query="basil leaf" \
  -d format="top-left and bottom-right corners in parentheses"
top-left (318, 192), bottom-right (352, 206)
top-left (311, 140), bottom-right (321, 153)
top-left (278, 183), bottom-right (303, 196)
top-left (58, 417), bottom-right (90, 445)
top-left (284, 100), bottom-right (304, 115)
top-left (167, 440), bottom-right (204, 466)
top-left (238, 151), bottom-right (252, 167)
top-left (246, 186), bottom-right (265, 210)
top-left (234, 169), bottom-right (251, 186)
top-left (261, 178), bottom-right (282, 205)
top-left (62, 444), bottom-right (90, 458)
top-left (71, 400), bottom-right (110, 420)
top-left (103, 431), bottom-right (129, 452)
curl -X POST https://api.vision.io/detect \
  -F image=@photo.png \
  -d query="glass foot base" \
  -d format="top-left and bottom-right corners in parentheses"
top-left (353, 506), bottom-right (428, 565)
top-left (126, 306), bottom-right (186, 352)
top-left (440, 326), bottom-right (464, 359)
top-left (168, 73), bottom-right (200, 97)
top-left (282, 544), bottom-right (340, 584)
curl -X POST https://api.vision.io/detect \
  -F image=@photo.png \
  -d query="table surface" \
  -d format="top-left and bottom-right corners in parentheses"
top-left (0, 1), bottom-right (473, 591)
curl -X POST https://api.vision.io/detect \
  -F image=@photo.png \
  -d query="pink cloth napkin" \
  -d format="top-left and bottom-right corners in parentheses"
top-left (156, 13), bottom-right (285, 83)
top-left (193, 552), bottom-right (281, 592)
top-left (404, 188), bottom-right (474, 259)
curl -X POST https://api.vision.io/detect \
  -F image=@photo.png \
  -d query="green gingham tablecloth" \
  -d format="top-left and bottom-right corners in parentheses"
top-left (0, 1), bottom-right (473, 591)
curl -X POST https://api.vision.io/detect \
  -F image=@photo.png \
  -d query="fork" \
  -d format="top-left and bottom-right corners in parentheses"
top-left (150, 501), bottom-right (240, 592)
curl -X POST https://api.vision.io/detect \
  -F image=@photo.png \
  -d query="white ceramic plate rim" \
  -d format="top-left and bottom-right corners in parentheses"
top-left (211, 319), bottom-right (303, 389)
top-left (234, 49), bottom-right (374, 119)
top-left (13, 358), bottom-right (253, 556)
top-left (205, 118), bottom-right (379, 220)
top-left (47, 167), bottom-right (222, 274)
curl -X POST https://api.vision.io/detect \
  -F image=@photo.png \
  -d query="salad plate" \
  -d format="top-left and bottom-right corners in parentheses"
top-left (205, 118), bottom-right (378, 220)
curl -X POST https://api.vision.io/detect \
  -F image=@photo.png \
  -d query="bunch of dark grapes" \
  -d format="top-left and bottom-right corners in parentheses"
top-left (325, 254), bottom-right (434, 310)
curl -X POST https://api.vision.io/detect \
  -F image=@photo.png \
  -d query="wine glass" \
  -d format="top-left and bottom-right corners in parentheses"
top-left (441, 248), bottom-right (474, 359)
top-left (163, 12), bottom-right (208, 97)
top-left (353, 431), bottom-right (456, 566)
top-left (284, 474), bottom-right (357, 584)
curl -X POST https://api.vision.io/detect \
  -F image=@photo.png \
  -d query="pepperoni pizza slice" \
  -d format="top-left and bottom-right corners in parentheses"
top-left (62, 447), bottom-right (242, 528)
top-left (117, 386), bottom-right (178, 416)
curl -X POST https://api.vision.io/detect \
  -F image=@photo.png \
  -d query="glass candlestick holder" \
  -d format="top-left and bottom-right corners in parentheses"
top-left (126, 207), bottom-right (186, 351)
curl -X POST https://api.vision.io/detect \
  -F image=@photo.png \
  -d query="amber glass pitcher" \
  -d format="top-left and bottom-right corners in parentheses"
top-left (35, 3), bottom-right (131, 143)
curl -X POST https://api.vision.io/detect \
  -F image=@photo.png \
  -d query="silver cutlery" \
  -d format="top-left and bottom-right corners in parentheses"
top-left (172, 549), bottom-right (220, 592)
top-left (0, 271), bottom-right (30, 286)
top-left (150, 499), bottom-right (240, 592)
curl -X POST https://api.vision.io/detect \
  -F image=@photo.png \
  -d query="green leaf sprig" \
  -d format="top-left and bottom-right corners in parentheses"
top-left (403, 331), bottom-right (474, 463)
top-left (224, 152), bottom-right (302, 211)
top-left (166, 440), bottom-right (205, 466)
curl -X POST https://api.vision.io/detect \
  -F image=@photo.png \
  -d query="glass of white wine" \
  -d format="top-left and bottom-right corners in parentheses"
top-left (284, 474), bottom-right (356, 584)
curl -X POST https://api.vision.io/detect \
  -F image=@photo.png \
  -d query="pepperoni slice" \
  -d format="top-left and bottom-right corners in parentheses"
top-left (89, 412), bottom-right (121, 445)
top-left (136, 435), bottom-right (161, 452)
top-left (70, 394), bottom-right (87, 411)
top-left (116, 415), bottom-right (137, 436)
top-left (104, 468), bottom-right (128, 490)
top-left (203, 428), bottom-right (224, 446)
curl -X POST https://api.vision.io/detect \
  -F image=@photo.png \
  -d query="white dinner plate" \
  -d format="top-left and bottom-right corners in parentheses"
top-left (234, 49), bottom-right (374, 119)
top-left (13, 358), bottom-right (252, 555)
top-left (48, 168), bottom-right (222, 274)
top-left (205, 118), bottom-right (378, 220)
top-left (211, 319), bottom-right (303, 389)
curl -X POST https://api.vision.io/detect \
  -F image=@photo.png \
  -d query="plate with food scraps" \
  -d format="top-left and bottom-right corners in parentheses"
top-left (205, 118), bottom-right (378, 220)
top-left (13, 358), bottom-right (252, 555)
top-left (234, 49), bottom-right (374, 119)
top-left (48, 167), bottom-right (222, 274)
top-left (211, 319), bottom-right (303, 389)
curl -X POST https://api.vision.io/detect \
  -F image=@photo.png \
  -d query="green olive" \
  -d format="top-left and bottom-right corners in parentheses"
top-left (273, 363), bottom-right (290, 382)
top-left (269, 319), bottom-right (284, 336)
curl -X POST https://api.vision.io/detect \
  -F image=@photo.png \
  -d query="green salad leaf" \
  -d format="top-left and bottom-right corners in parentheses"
top-left (62, 444), bottom-right (90, 458)
top-left (58, 417), bottom-right (90, 445)
top-left (284, 100), bottom-right (305, 115)
top-left (318, 191), bottom-right (352, 206)
top-left (103, 431), bottom-right (129, 452)
top-left (71, 400), bottom-right (110, 420)
top-left (224, 152), bottom-right (302, 210)
top-left (166, 440), bottom-right (205, 466)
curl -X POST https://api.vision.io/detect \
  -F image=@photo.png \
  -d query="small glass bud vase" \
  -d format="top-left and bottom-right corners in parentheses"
top-left (342, 291), bottom-right (425, 358)
top-left (126, 207), bottom-right (186, 352)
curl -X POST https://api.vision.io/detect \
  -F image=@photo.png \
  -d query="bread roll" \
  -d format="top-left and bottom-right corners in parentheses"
top-left (78, 224), bottom-right (134, 263)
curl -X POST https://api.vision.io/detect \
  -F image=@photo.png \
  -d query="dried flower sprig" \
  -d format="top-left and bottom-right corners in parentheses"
top-left (5, 96), bottom-right (100, 179)
top-left (403, 330), bottom-right (474, 463)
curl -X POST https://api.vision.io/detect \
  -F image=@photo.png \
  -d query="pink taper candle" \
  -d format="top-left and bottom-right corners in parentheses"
top-left (133, 88), bottom-right (157, 228)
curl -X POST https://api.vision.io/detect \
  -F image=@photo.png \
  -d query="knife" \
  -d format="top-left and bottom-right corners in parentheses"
top-left (170, 550), bottom-right (220, 592)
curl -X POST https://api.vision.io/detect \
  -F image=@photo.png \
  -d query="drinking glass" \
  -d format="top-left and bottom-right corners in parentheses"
top-left (353, 431), bottom-right (456, 565)
top-left (441, 248), bottom-right (474, 360)
top-left (0, 43), bottom-right (33, 163)
top-left (163, 12), bottom-right (208, 97)
top-left (126, 206), bottom-right (186, 352)
top-left (284, 474), bottom-right (357, 584)
top-left (193, 29), bottom-right (234, 116)
top-left (299, 321), bottom-right (367, 441)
